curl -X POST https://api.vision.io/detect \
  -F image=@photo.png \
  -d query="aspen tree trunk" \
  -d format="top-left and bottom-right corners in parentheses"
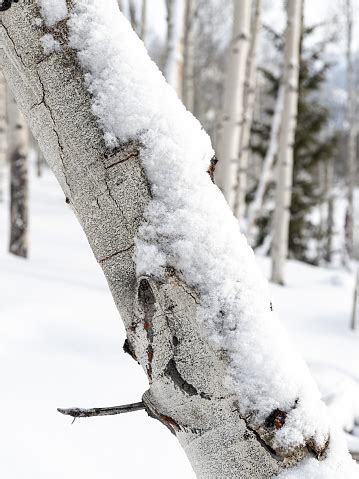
top-left (182, 0), bottom-right (195, 112)
top-left (345, 0), bottom-right (356, 259)
top-left (271, 0), bottom-right (302, 285)
top-left (163, 0), bottom-right (186, 96)
top-left (0, 71), bottom-right (7, 202)
top-left (128, 0), bottom-right (138, 33)
top-left (324, 157), bottom-right (334, 263)
top-left (247, 85), bottom-right (284, 244)
top-left (1, 3), bottom-right (356, 478)
top-left (234, 0), bottom-right (261, 220)
top-left (215, 0), bottom-right (251, 209)
top-left (140, 0), bottom-right (147, 44)
top-left (36, 144), bottom-right (44, 177)
top-left (8, 94), bottom-right (28, 258)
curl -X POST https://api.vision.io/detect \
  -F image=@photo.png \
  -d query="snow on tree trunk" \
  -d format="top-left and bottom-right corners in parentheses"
top-left (1, 2), bottom-right (358, 478)
top-left (182, 0), bottom-right (195, 112)
top-left (163, 0), bottom-right (186, 97)
top-left (234, 0), bottom-right (262, 221)
top-left (8, 94), bottom-right (28, 258)
top-left (0, 71), bottom-right (7, 202)
top-left (345, 0), bottom-right (357, 259)
top-left (247, 85), bottom-right (284, 244)
top-left (271, 0), bottom-right (302, 285)
top-left (215, 0), bottom-right (252, 209)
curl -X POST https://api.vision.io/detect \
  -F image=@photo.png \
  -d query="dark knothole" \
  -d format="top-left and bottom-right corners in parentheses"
top-left (0, 0), bottom-right (19, 12)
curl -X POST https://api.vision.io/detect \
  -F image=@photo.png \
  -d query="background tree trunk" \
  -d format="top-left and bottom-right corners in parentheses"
top-left (140, 0), bottom-right (147, 44)
top-left (215, 0), bottom-right (252, 209)
top-left (8, 94), bottom-right (28, 258)
top-left (0, 71), bottom-right (7, 202)
top-left (271, 0), bottom-right (303, 285)
top-left (345, 0), bottom-right (357, 260)
top-left (234, 0), bottom-right (262, 221)
top-left (163, 0), bottom-right (186, 96)
top-left (325, 157), bottom-right (334, 263)
top-left (128, 0), bottom-right (138, 33)
top-left (247, 85), bottom-right (284, 244)
top-left (182, 0), bottom-right (195, 112)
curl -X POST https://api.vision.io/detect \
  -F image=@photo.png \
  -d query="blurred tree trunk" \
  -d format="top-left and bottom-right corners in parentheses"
top-left (182, 0), bottom-right (195, 112)
top-left (271, 0), bottom-right (303, 285)
top-left (0, 71), bottom-right (7, 202)
top-left (128, 0), bottom-right (138, 32)
top-left (163, 0), bottom-right (186, 97)
top-left (234, 0), bottom-right (262, 220)
top-left (36, 144), bottom-right (44, 177)
top-left (345, 0), bottom-right (356, 259)
top-left (324, 157), bottom-right (334, 263)
top-left (140, 0), bottom-right (147, 44)
top-left (247, 85), bottom-right (284, 243)
top-left (215, 0), bottom-right (252, 209)
top-left (8, 95), bottom-right (28, 258)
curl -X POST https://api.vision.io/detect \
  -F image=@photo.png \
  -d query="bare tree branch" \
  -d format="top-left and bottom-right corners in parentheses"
top-left (57, 401), bottom-right (145, 419)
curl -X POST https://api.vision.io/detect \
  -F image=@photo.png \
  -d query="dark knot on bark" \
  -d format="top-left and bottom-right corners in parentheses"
top-left (0, 0), bottom-right (19, 12)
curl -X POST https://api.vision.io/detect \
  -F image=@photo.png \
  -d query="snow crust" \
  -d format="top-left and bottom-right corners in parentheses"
top-left (38, 0), bottom-right (68, 27)
top-left (67, 0), bottom-right (359, 474)
top-left (40, 34), bottom-right (61, 55)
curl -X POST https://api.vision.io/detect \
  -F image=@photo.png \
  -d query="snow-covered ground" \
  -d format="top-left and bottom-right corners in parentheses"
top-left (1, 166), bottom-right (358, 478)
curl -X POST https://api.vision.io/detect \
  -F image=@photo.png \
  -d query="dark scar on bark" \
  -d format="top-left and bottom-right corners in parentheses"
top-left (165, 358), bottom-right (210, 400)
top-left (207, 155), bottom-right (218, 183)
top-left (0, 0), bottom-right (18, 12)
top-left (265, 409), bottom-right (287, 429)
top-left (138, 279), bottom-right (156, 380)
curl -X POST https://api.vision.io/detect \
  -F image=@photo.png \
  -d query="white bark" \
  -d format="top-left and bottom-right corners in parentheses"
top-left (0, 2), bottom-right (353, 477)
top-left (163, 0), bottom-right (186, 96)
top-left (182, 0), bottom-right (195, 112)
top-left (234, 0), bottom-right (262, 220)
top-left (271, 0), bottom-right (302, 285)
top-left (215, 0), bottom-right (252, 209)
top-left (247, 85), bottom-right (284, 243)
top-left (345, 0), bottom-right (357, 258)
top-left (0, 71), bottom-right (7, 202)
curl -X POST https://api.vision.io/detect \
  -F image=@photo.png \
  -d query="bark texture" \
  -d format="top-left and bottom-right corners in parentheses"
top-left (8, 93), bottom-right (28, 258)
top-left (271, 0), bottom-right (302, 285)
top-left (0, 2), bottom-right (337, 477)
top-left (215, 0), bottom-right (252, 209)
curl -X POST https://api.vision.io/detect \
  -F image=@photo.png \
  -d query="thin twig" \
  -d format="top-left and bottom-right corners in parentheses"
top-left (57, 401), bottom-right (145, 419)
